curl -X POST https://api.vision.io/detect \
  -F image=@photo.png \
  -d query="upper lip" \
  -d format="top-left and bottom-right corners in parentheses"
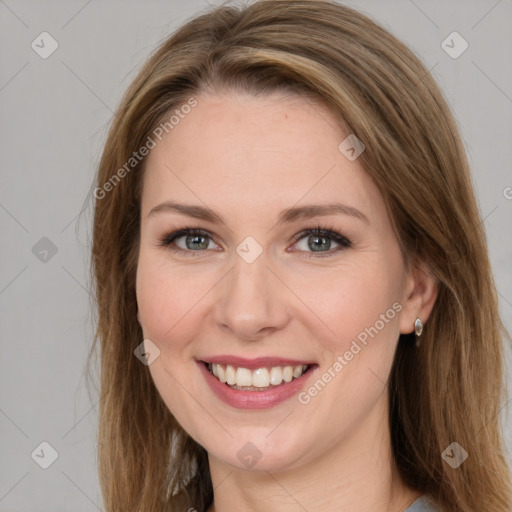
top-left (198, 356), bottom-right (316, 370)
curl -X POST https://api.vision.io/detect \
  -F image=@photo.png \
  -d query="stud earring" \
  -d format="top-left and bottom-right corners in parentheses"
top-left (414, 318), bottom-right (423, 347)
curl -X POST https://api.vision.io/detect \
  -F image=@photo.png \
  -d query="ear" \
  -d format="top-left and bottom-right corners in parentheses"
top-left (399, 260), bottom-right (439, 335)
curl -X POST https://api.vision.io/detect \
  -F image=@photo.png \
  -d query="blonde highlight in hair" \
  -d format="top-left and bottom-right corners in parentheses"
top-left (89, 1), bottom-right (511, 510)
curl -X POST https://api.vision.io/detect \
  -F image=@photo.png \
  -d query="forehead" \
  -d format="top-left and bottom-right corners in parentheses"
top-left (140, 92), bottom-right (382, 222)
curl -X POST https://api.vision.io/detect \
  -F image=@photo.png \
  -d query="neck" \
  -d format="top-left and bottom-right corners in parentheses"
top-left (206, 394), bottom-right (419, 512)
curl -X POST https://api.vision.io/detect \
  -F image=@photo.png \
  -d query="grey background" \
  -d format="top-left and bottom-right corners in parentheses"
top-left (1, 0), bottom-right (511, 510)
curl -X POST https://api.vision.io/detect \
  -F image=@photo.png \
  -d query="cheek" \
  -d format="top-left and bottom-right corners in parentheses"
top-left (290, 258), bottom-right (403, 356)
top-left (135, 256), bottom-right (212, 440)
top-left (135, 254), bottom-right (203, 349)
top-left (290, 264), bottom-right (403, 439)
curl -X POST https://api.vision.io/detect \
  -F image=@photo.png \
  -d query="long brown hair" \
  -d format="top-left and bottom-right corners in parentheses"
top-left (88, 1), bottom-right (511, 510)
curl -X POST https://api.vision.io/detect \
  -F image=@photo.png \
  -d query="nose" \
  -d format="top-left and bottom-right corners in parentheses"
top-left (213, 254), bottom-right (290, 342)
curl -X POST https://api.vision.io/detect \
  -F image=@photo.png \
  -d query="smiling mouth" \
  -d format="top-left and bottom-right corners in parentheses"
top-left (203, 362), bottom-right (312, 391)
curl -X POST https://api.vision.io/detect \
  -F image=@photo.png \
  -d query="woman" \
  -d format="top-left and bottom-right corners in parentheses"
top-left (89, 1), bottom-right (511, 510)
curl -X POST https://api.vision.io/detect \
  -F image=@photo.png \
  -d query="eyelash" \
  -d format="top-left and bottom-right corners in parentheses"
top-left (157, 224), bottom-right (352, 259)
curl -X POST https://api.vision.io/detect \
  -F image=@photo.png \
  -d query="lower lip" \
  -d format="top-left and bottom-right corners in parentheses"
top-left (197, 361), bottom-right (317, 410)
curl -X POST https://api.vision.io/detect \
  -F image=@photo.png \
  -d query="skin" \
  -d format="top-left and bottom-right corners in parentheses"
top-left (135, 91), bottom-right (438, 512)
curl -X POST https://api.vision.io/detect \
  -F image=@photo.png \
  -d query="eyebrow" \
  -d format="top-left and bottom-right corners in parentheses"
top-left (148, 200), bottom-right (369, 224)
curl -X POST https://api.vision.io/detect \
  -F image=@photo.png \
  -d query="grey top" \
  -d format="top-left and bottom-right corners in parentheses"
top-left (404, 496), bottom-right (440, 511)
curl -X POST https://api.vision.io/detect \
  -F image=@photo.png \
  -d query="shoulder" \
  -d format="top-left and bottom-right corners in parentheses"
top-left (404, 496), bottom-right (441, 512)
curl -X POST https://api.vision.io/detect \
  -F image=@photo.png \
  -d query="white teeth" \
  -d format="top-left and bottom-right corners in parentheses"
top-left (252, 368), bottom-right (270, 388)
top-left (217, 365), bottom-right (226, 383)
top-left (269, 366), bottom-right (283, 385)
top-left (225, 365), bottom-right (236, 385)
top-left (282, 366), bottom-right (293, 383)
top-left (235, 367), bottom-right (252, 387)
top-left (293, 365), bottom-right (304, 378)
top-left (208, 363), bottom-right (309, 389)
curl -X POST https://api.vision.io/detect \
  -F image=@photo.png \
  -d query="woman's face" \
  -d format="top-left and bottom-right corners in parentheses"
top-left (136, 91), bottom-right (426, 472)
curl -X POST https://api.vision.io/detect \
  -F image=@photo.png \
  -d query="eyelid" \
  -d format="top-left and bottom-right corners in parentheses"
top-left (157, 224), bottom-right (352, 257)
top-left (288, 225), bottom-right (352, 258)
top-left (158, 227), bottom-right (221, 253)
top-left (290, 225), bottom-right (350, 245)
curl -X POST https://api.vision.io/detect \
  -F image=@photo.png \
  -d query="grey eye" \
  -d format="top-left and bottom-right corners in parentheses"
top-left (295, 234), bottom-right (340, 252)
top-left (175, 233), bottom-right (213, 251)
